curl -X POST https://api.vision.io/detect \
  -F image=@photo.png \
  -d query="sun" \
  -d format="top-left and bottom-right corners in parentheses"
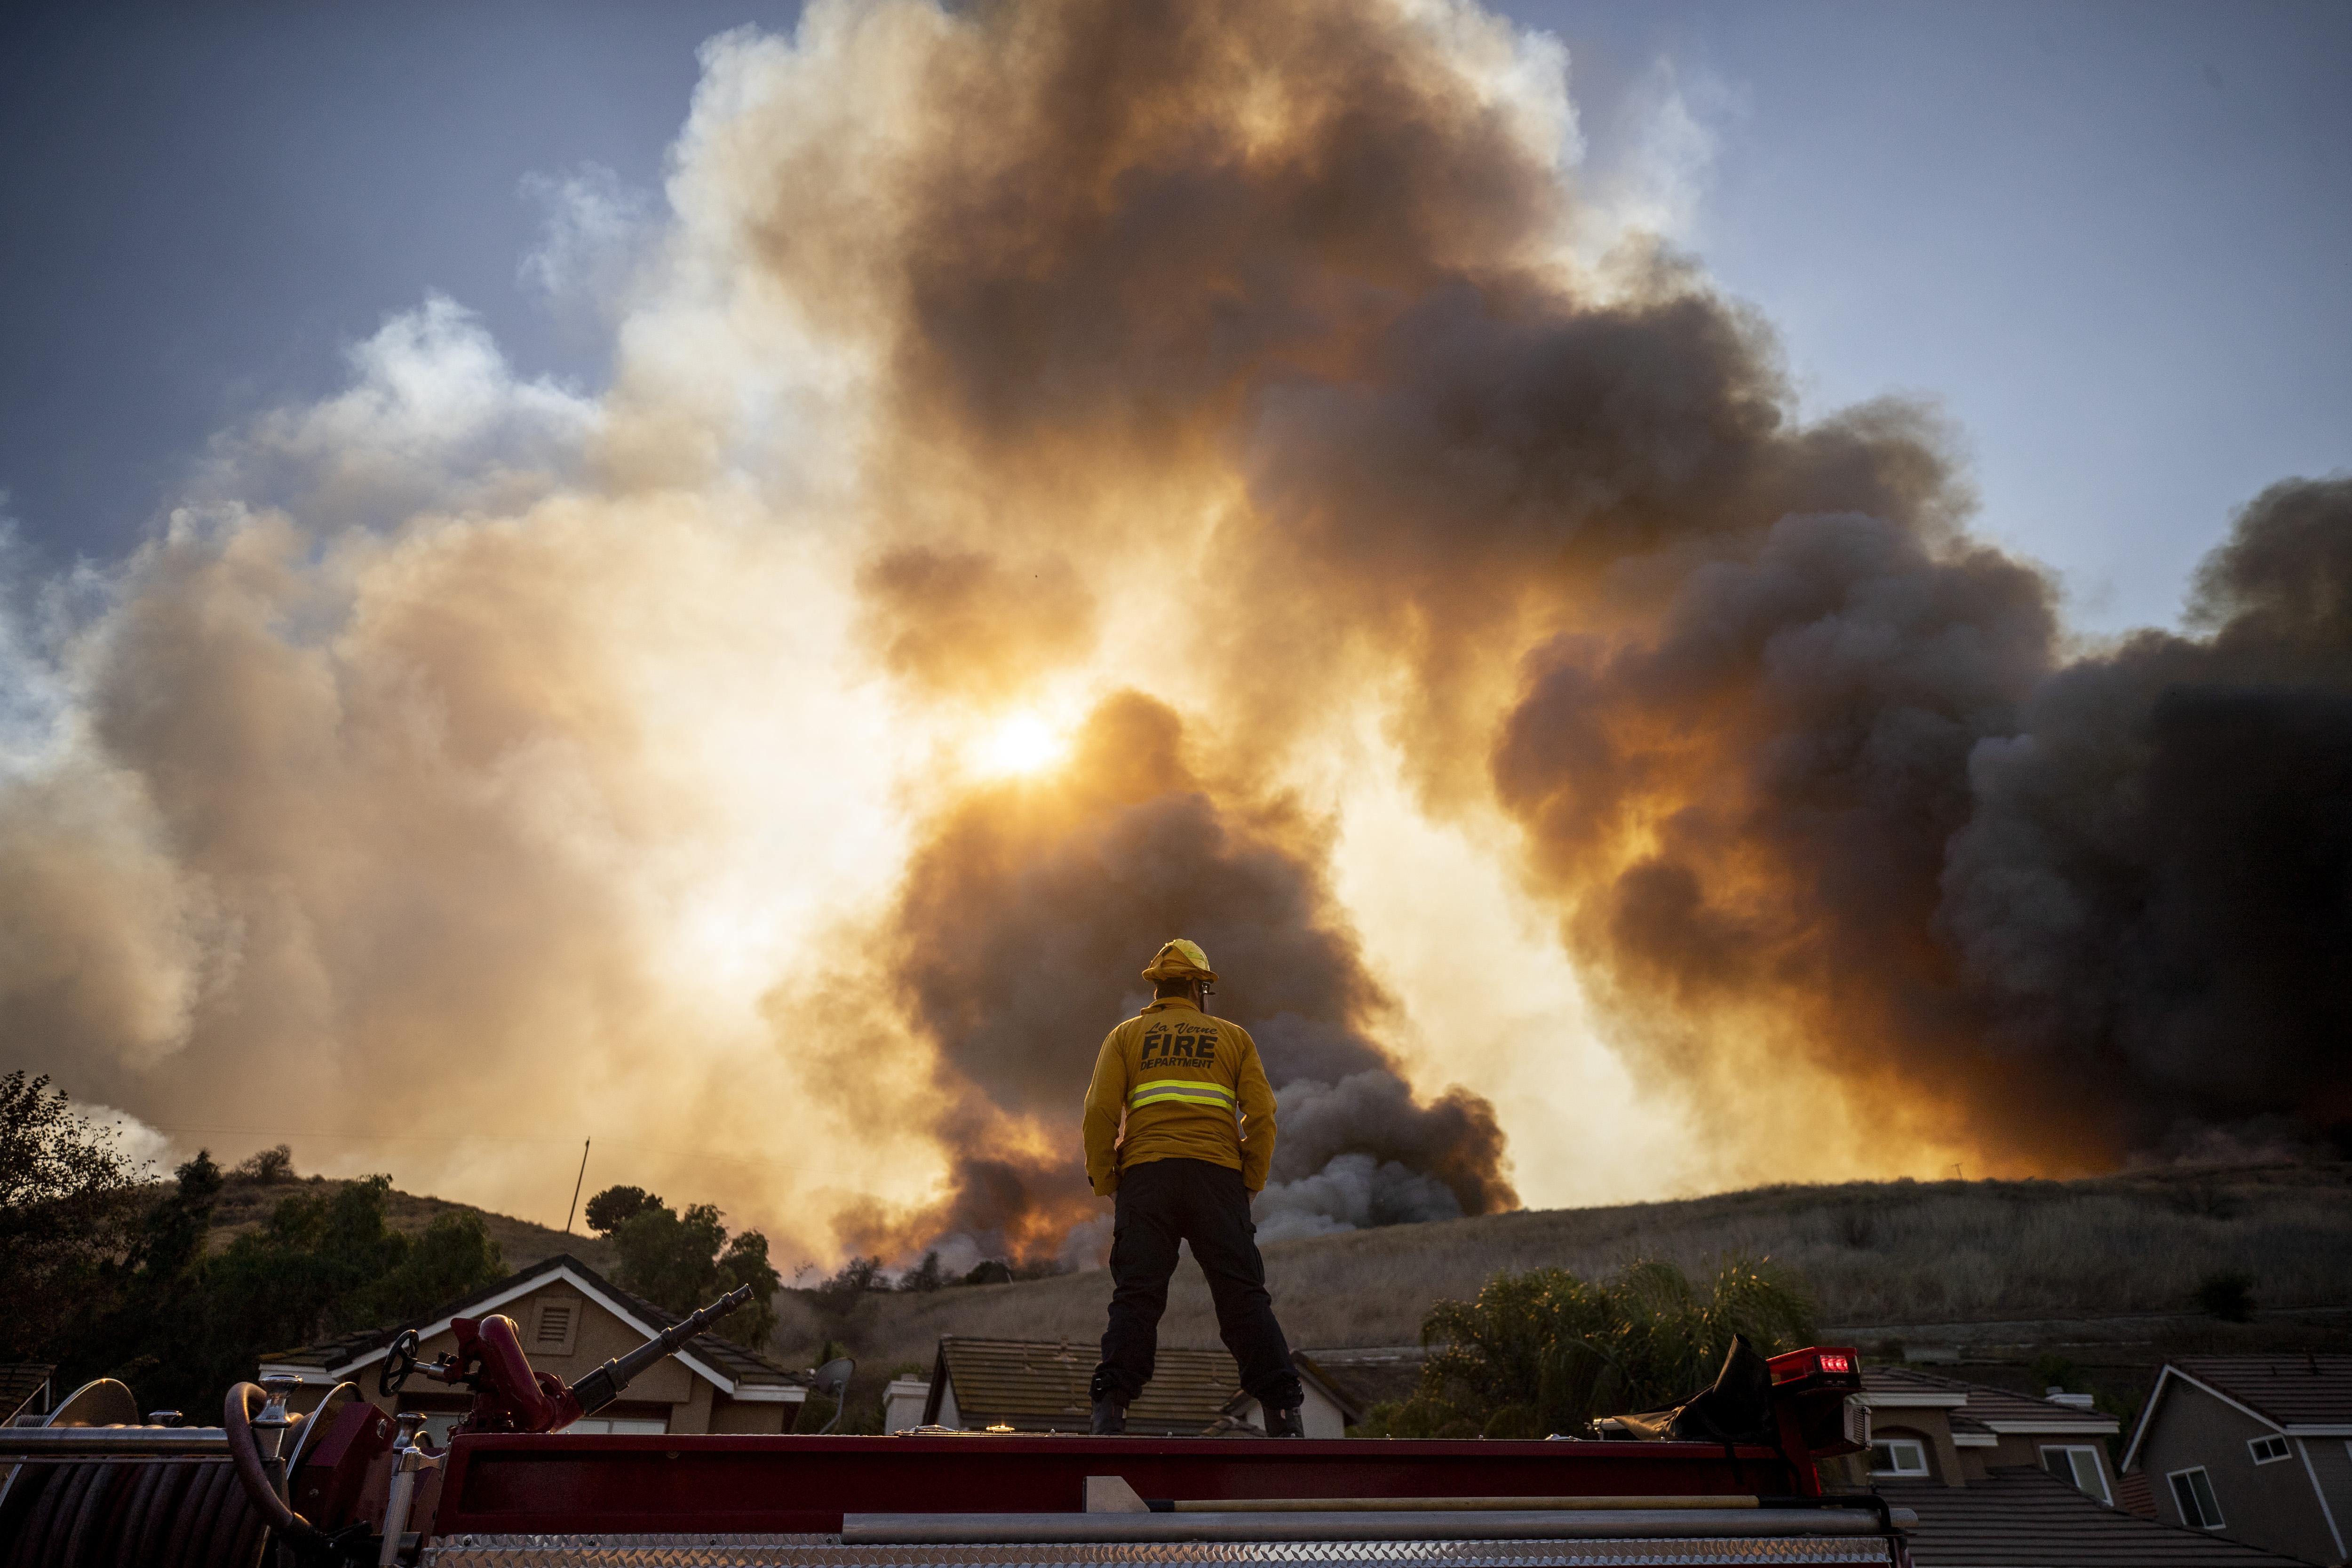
top-left (978, 712), bottom-right (1066, 776)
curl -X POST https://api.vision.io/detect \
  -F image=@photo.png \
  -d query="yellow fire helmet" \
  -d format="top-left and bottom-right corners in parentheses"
top-left (1141, 938), bottom-right (1217, 984)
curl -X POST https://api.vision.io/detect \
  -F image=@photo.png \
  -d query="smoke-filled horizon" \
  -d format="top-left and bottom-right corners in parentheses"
top-left (4, 0), bottom-right (2345, 1268)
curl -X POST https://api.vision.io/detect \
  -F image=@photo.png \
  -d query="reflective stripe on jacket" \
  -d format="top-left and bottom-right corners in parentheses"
top-left (1081, 997), bottom-right (1276, 1197)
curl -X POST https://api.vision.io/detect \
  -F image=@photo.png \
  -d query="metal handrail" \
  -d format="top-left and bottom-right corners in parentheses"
top-left (0, 1426), bottom-right (232, 1458)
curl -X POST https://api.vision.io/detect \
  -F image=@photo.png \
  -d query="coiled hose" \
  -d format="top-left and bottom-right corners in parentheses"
top-left (0, 1385), bottom-right (330, 1568)
top-left (0, 1448), bottom-right (265, 1568)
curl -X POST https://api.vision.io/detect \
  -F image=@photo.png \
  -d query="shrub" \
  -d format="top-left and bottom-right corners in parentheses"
top-left (233, 1145), bottom-right (295, 1183)
top-left (814, 1255), bottom-right (884, 1315)
top-left (2194, 1270), bottom-right (2256, 1322)
top-left (1357, 1256), bottom-right (1815, 1440)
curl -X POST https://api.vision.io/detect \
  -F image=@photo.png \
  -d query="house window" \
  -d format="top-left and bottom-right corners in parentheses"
top-left (2169, 1466), bottom-right (2225, 1529)
top-left (1869, 1438), bottom-right (1931, 1477)
top-left (532, 1297), bottom-right (578, 1357)
top-left (2040, 1444), bottom-right (2112, 1504)
top-left (2248, 1434), bottom-right (2291, 1465)
top-left (567, 1417), bottom-right (666, 1434)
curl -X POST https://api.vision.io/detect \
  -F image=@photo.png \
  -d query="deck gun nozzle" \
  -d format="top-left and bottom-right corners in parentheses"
top-left (571, 1284), bottom-right (755, 1417)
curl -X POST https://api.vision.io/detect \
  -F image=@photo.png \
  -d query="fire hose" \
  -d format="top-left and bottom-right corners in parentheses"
top-left (223, 1380), bottom-right (331, 1554)
top-left (1, 1286), bottom-right (756, 1567)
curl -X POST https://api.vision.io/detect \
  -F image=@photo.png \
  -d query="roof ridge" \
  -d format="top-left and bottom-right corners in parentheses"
top-left (262, 1251), bottom-right (800, 1384)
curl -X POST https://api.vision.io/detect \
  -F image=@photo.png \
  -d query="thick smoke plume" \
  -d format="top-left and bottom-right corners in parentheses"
top-left (1, 0), bottom-right (2346, 1269)
top-left (847, 692), bottom-right (1513, 1257)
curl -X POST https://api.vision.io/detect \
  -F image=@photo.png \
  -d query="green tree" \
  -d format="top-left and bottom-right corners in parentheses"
top-left (349, 1210), bottom-right (503, 1327)
top-left (0, 1072), bottom-right (145, 1360)
top-left (609, 1197), bottom-right (780, 1348)
top-left (37, 1154), bottom-right (506, 1417)
top-left (1358, 1257), bottom-right (1816, 1440)
top-left (196, 1176), bottom-right (505, 1403)
top-left (584, 1184), bottom-right (662, 1236)
top-left (63, 1150), bottom-right (227, 1412)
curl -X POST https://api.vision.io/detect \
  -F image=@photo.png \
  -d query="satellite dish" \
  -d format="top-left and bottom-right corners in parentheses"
top-left (812, 1356), bottom-right (855, 1434)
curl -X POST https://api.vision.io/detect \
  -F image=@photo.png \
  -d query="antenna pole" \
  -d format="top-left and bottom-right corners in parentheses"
top-left (565, 1138), bottom-right (591, 1234)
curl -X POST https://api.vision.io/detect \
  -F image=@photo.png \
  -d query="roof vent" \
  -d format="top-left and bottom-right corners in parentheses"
top-left (535, 1301), bottom-right (575, 1352)
top-left (2046, 1389), bottom-right (2096, 1409)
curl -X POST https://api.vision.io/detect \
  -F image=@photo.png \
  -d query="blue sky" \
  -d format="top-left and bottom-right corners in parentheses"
top-left (2, 0), bottom-right (2346, 633)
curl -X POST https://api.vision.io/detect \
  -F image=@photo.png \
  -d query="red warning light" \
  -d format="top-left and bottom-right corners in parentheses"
top-left (1817, 1352), bottom-right (1852, 1374)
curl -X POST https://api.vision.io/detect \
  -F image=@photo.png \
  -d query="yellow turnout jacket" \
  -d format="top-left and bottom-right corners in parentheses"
top-left (1082, 997), bottom-right (1277, 1196)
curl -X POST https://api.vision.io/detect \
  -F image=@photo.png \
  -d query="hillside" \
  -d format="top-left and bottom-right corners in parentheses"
top-left (202, 1172), bottom-right (618, 1277)
top-left (774, 1161), bottom-right (2352, 1399)
top-left (208, 1160), bottom-right (2352, 1417)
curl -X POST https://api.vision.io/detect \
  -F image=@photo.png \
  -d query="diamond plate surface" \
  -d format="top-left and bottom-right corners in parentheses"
top-left (421, 1535), bottom-right (1893, 1567)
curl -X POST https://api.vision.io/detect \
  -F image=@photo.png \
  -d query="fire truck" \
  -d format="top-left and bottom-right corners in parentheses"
top-left (0, 1287), bottom-right (1908, 1566)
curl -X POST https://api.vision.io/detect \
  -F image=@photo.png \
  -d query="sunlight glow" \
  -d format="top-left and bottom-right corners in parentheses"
top-left (978, 712), bottom-right (1067, 776)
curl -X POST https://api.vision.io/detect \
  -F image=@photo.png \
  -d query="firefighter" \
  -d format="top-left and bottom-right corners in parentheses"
top-left (1082, 938), bottom-right (1306, 1437)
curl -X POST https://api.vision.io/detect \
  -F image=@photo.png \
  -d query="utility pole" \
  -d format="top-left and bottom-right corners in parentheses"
top-left (564, 1138), bottom-right (591, 1234)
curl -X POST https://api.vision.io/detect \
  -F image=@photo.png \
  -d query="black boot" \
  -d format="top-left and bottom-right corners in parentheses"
top-left (1090, 1396), bottom-right (1128, 1435)
top-left (1265, 1404), bottom-right (1304, 1438)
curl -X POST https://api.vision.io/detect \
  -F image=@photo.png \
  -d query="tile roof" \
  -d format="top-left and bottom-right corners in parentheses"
top-left (1862, 1366), bottom-right (2118, 1431)
top-left (1860, 1367), bottom-right (1970, 1404)
top-left (930, 1337), bottom-right (1243, 1436)
top-left (1290, 1346), bottom-right (1423, 1416)
top-left (1882, 1465), bottom-right (2318, 1566)
top-left (2168, 1356), bottom-right (2352, 1427)
top-left (259, 1253), bottom-right (804, 1393)
top-left (1285, 1354), bottom-right (1366, 1425)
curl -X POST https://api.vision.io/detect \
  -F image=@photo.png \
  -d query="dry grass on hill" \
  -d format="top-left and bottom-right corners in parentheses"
top-left (198, 1162), bottom-right (2351, 1400)
top-left (202, 1173), bottom-right (618, 1276)
top-left (773, 1162), bottom-right (2352, 1379)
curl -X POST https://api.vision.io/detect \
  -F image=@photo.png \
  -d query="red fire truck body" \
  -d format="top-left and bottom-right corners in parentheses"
top-left (434, 1431), bottom-right (1806, 1535)
top-left (1, 1311), bottom-right (1910, 1567)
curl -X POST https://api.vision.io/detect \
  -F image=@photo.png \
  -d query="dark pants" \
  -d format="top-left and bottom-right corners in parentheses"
top-left (1092, 1158), bottom-right (1302, 1411)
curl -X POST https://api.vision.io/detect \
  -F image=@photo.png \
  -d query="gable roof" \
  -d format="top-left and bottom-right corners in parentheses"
top-left (1862, 1365), bottom-right (2119, 1433)
top-left (2169, 1356), bottom-right (2352, 1429)
top-left (1287, 1345), bottom-right (1423, 1416)
top-left (925, 1337), bottom-right (1230, 1434)
top-left (1286, 1355), bottom-right (1364, 1425)
top-left (1879, 1465), bottom-right (2317, 1566)
top-left (258, 1252), bottom-right (805, 1401)
top-left (922, 1337), bottom-right (1266, 1436)
top-left (920, 1337), bottom-right (1361, 1436)
top-left (2123, 1356), bottom-right (2352, 1471)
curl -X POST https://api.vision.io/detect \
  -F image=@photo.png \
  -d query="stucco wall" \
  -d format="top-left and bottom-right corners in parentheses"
top-left (1871, 1419), bottom-right (1960, 1488)
top-left (344, 1275), bottom-right (737, 1438)
top-left (2138, 1380), bottom-right (2338, 1566)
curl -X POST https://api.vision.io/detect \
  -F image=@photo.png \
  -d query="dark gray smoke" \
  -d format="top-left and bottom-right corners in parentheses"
top-left (1941, 478), bottom-right (2352, 1156)
top-left (851, 692), bottom-right (1516, 1261)
top-left (761, 0), bottom-right (2351, 1183)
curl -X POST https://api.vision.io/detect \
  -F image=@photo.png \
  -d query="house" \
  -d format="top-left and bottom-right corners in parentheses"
top-left (1879, 1464), bottom-right (2320, 1566)
top-left (1835, 1365), bottom-right (2311, 1566)
top-left (907, 1337), bottom-right (1359, 1437)
top-left (261, 1253), bottom-right (808, 1443)
top-left (2121, 1354), bottom-right (2352, 1565)
top-left (1853, 1364), bottom-right (2122, 1497)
